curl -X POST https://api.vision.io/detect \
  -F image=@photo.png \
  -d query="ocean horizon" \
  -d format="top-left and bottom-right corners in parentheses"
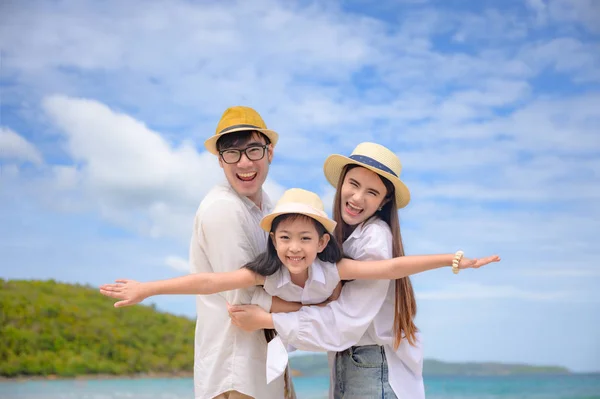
top-left (1, 374), bottom-right (599, 399)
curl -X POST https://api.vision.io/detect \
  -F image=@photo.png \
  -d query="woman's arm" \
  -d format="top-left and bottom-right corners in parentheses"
top-left (231, 222), bottom-right (394, 352)
top-left (270, 296), bottom-right (303, 313)
top-left (100, 268), bottom-right (263, 308)
top-left (337, 254), bottom-right (501, 280)
top-left (230, 282), bottom-right (342, 328)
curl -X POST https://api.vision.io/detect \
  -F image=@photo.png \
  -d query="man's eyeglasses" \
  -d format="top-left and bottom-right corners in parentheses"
top-left (219, 144), bottom-right (269, 164)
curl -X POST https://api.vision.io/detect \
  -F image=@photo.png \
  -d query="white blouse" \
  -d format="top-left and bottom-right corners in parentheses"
top-left (264, 258), bottom-right (341, 304)
top-left (272, 217), bottom-right (425, 399)
top-left (263, 258), bottom-right (341, 384)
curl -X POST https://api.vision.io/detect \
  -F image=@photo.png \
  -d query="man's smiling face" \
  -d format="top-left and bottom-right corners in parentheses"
top-left (217, 131), bottom-right (273, 205)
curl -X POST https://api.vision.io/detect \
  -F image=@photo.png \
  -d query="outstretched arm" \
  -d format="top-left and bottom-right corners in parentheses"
top-left (100, 268), bottom-right (263, 308)
top-left (337, 254), bottom-right (501, 280)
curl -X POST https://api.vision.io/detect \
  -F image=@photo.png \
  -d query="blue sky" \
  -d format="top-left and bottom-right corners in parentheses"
top-left (1, 0), bottom-right (599, 372)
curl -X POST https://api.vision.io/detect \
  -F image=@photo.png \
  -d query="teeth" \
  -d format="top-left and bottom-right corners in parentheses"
top-left (238, 172), bottom-right (256, 178)
top-left (347, 203), bottom-right (362, 212)
top-left (288, 257), bottom-right (303, 261)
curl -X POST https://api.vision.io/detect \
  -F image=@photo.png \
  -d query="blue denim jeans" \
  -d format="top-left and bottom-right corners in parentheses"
top-left (334, 345), bottom-right (397, 399)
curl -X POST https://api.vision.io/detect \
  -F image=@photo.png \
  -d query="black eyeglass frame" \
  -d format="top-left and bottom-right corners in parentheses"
top-left (219, 144), bottom-right (269, 164)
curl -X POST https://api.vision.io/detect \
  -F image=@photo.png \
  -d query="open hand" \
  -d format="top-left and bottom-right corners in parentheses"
top-left (228, 304), bottom-right (272, 331)
top-left (459, 255), bottom-right (501, 269)
top-left (99, 279), bottom-right (147, 308)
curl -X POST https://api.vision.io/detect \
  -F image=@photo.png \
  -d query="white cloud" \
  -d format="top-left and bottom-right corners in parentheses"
top-left (520, 269), bottom-right (600, 277)
top-left (520, 38), bottom-right (600, 82)
top-left (165, 255), bottom-right (189, 272)
top-left (0, 127), bottom-right (44, 165)
top-left (417, 283), bottom-right (571, 301)
top-left (547, 0), bottom-right (600, 33)
top-left (263, 178), bottom-right (287, 204)
top-left (41, 95), bottom-right (286, 241)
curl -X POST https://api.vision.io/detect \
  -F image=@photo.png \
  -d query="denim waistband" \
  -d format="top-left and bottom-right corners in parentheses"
top-left (340, 344), bottom-right (384, 355)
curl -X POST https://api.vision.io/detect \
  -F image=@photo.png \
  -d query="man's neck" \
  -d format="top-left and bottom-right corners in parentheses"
top-left (247, 190), bottom-right (263, 209)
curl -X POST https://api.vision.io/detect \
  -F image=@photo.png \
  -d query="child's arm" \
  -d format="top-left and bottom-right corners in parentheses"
top-left (100, 268), bottom-right (264, 308)
top-left (337, 254), bottom-right (501, 280)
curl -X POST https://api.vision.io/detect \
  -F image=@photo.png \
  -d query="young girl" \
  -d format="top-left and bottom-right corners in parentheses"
top-left (100, 187), bottom-right (498, 386)
top-left (228, 142), bottom-right (499, 399)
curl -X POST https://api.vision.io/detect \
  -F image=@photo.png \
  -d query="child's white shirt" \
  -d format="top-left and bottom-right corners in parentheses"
top-left (261, 258), bottom-right (341, 384)
top-left (263, 258), bottom-right (341, 304)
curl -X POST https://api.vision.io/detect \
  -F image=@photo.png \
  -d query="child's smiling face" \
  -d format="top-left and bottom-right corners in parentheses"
top-left (270, 215), bottom-right (330, 281)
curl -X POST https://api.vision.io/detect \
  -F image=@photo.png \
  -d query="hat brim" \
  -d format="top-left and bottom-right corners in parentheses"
top-left (260, 203), bottom-right (337, 234)
top-left (323, 154), bottom-right (411, 209)
top-left (204, 127), bottom-right (279, 155)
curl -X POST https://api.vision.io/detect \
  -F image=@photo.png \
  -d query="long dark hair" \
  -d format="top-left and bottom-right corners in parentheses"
top-left (333, 164), bottom-right (418, 349)
top-left (244, 213), bottom-right (342, 276)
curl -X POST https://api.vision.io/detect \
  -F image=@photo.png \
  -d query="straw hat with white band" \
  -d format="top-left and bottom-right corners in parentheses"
top-left (323, 142), bottom-right (411, 209)
top-left (204, 106), bottom-right (279, 155)
top-left (260, 188), bottom-right (337, 234)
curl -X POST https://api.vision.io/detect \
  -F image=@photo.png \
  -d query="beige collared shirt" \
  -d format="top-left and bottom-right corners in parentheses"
top-left (189, 182), bottom-right (285, 399)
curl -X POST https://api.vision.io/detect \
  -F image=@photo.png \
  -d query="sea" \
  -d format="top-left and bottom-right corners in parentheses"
top-left (1, 374), bottom-right (599, 399)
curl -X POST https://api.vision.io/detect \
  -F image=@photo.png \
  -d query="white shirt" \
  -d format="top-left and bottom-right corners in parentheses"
top-left (262, 259), bottom-right (341, 383)
top-left (272, 217), bottom-right (425, 399)
top-left (264, 258), bottom-right (341, 305)
top-left (189, 182), bottom-right (285, 399)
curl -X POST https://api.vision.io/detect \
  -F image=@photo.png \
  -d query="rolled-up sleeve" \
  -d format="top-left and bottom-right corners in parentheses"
top-left (273, 222), bottom-right (393, 351)
top-left (250, 287), bottom-right (273, 312)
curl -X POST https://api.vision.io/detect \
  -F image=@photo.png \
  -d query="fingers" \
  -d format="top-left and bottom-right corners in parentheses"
top-left (473, 255), bottom-right (502, 268)
top-left (228, 312), bottom-right (242, 327)
top-left (228, 305), bottom-right (250, 313)
top-left (99, 284), bottom-right (120, 290)
top-left (115, 279), bottom-right (130, 284)
top-left (459, 258), bottom-right (476, 269)
top-left (99, 288), bottom-right (127, 299)
top-left (114, 300), bottom-right (132, 308)
top-left (99, 285), bottom-right (123, 293)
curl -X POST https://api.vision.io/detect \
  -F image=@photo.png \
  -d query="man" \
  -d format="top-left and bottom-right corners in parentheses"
top-left (190, 106), bottom-right (292, 399)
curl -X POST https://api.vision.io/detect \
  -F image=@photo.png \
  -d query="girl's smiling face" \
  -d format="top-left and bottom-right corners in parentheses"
top-left (340, 166), bottom-right (389, 226)
top-left (270, 215), bottom-right (329, 284)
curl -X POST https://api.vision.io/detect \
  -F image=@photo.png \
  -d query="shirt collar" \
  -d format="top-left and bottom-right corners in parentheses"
top-left (276, 267), bottom-right (292, 289)
top-left (275, 259), bottom-right (326, 289)
top-left (346, 215), bottom-right (379, 241)
top-left (308, 259), bottom-right (326, 285)
top-left (223, 181), bottom-right (271, 212)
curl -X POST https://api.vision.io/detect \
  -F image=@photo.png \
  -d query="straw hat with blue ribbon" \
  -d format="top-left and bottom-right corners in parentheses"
top-left (204, 106), bottom-right (279, 155)
top-left (323, 142), bottom-right (411, 208)
top-left (260, 188), bottom-right (337, 234)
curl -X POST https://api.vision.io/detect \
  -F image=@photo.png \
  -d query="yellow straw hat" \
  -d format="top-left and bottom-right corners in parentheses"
top-left (204, 106), bottom-right (279, 155)
top-left (260, 188), bottom-right (337, 234)
top-left (323, 142), bottom-right (411, 208)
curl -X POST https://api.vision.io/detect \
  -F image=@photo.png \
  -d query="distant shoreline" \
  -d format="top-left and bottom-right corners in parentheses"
top-left (4, 371), bottom-right (598, 383)
top-left (0, 372), bottom-right (194, 382)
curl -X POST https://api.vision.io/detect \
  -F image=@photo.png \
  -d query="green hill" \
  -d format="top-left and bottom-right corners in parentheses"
top-left (1, 279), bottom-right (571, 378)
top-left (0, 279), bottom-right (195, 377)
